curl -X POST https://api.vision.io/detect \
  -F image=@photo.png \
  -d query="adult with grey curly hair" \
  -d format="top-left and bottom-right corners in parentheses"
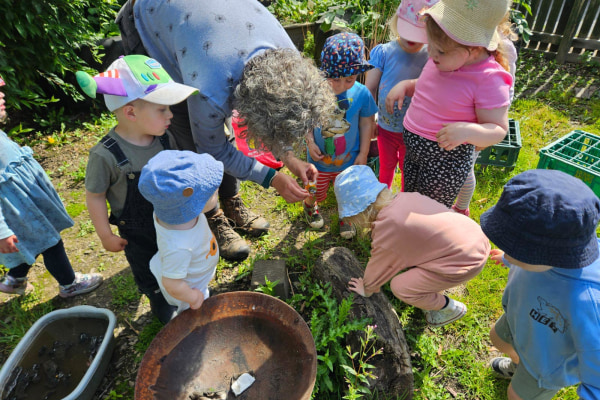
top-left (117, 0), bottom-right (335, 261)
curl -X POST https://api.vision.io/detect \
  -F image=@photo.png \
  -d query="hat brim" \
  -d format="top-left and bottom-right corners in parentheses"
top-left (397, 16), bottom-right (429, 43)
top-left (324, 63), bottom-right (374, 79)
top-left (425, 2), bottom-right (501, 50)
top-left (105, 82), bottom-right (199, 112)
top-left (480, 205), bottom-right (600, 269)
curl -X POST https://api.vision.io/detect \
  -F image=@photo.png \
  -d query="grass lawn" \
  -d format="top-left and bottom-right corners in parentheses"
top-left (0, 51), bottom-right (599, 399)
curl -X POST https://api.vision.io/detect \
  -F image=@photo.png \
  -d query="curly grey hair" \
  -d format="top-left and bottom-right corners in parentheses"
top-left (233, 48), bottom-right (336, 158)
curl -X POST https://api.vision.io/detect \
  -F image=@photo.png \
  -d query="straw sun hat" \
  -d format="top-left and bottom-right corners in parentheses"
top-left (424, 0), bottom-right (511, 51)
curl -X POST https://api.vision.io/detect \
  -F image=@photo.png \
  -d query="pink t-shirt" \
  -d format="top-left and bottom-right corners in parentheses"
top-left (363, 192), bottom-right (490, 294)
top-left (403, 56), bottom-right (513, 142)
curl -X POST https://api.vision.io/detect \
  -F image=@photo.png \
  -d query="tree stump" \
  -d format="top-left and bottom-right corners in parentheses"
top-left (313, 247), bottom-right (414, 399)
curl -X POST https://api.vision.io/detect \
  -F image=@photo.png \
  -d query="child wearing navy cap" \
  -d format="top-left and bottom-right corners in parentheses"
top-left (139, 150), bottom-right (223, 315)
top-left (304, 33), bottom-right (378, 239)
top-left (480, 169), bottom-right (600, 400)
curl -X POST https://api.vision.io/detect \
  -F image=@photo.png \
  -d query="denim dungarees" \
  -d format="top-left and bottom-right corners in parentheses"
top-left (101, 133), bottom-right (170, 293)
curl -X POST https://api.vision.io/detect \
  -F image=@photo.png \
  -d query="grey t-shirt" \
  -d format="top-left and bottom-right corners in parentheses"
top-left (133, 0), bottom-right (296, 184)
top-left (85, 128), bottom-right (177, 217)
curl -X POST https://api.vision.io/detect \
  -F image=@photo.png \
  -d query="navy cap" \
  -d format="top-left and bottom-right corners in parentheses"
top-left (480, 169), bottom-right (600, 269)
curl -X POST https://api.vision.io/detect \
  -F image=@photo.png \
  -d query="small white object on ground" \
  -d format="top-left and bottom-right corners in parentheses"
top-left (231, 372), bottom-right (255, 396)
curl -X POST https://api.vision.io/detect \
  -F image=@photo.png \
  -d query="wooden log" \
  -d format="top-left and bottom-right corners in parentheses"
top-left (313, 247), bottom-right (414, 399)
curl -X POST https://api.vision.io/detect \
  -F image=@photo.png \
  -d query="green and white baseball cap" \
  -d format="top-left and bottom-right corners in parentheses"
top-left (76, 54), bottom-right (198, 111)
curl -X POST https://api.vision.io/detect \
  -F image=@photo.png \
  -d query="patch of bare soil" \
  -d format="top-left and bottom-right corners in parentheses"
top-left (0, 130), bottom-right (330, 399)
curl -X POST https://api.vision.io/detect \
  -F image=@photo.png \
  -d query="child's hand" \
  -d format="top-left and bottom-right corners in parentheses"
top-left (385, 84), bottom-right (407, 114)
top-left (348, 277), bottom-right (367, 297)
top-left (189, 288), bottom-right (205, 309)
top-left (307, 140), bottom-right (324, 161)
top-left (489, 249), bottom-right (506, 265)
top-left (384, 79), bottom-right (416, 115)
top-left (354, 152), bottom-right (368, 166)
top-left (0, 235), bottom-right (19, 253)
top-left (436, 122), bottom-right (471, 151)
top-left (101, 234), bottom-right (128, 252)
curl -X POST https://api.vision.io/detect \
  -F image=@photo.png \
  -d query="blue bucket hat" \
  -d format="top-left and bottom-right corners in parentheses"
top-left (320, 32), bottom-right (374, 78)
top-left (480, 169), bottom-right (600, 269)
top-left (334, 165), bottom-right (388, 218)
top-left (139, 150), bottom-right (224, 225)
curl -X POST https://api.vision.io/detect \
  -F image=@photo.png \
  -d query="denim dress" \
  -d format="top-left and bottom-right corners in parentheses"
top-left (0, 130), bottom-right (73, 268)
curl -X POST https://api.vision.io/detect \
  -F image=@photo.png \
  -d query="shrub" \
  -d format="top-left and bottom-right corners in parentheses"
top-left (0, 0), bottom-right (121, 113)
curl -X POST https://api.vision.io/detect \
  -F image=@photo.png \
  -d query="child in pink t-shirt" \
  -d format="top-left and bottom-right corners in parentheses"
top-left (334, 165), bottom-right (489, 327)
top-left (385, 0), bottom-right (513, 208)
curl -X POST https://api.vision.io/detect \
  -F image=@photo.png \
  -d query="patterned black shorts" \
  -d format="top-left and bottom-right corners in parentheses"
top-left (403, 129), bottom-right (474, 208)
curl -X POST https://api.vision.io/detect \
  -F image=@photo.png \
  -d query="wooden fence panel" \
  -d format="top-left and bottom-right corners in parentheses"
top-left (516, 0), bottom-right (600, 63)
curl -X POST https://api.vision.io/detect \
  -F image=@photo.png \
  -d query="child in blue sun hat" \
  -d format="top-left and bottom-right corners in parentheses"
top-left (335, 165), bottom-right (489, 328)
top-left (79, 54), bottom-right (198, 324)
top-left (139, 150), bottom-right (223, 315)
top-left (304, 32), bottom-right (378, 239)
top-left (480, 169), bottom-right (600, 400)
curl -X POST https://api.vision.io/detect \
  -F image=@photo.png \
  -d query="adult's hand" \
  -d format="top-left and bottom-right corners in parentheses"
top-left (282, 151), bottom-right (318, 185)
top-left (271, 172), bottom-right (309, 203)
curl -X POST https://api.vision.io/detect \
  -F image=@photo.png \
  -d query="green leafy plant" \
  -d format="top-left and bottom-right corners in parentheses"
top-left (0, 0), bottom-right (121, 114)
top-left (510, 0), bottom-right (533, 44)
top-left (269, 0), bottom-right (398, 39)
top-left (303, 282), bottom-right (370, 398)
top-left (254, 277), bottom-right (280, 297)
top-left (342, 324), bottom-right (383, 399)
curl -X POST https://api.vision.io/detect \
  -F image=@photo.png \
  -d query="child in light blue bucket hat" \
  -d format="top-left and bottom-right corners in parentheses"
top-left (334, 165), bottom-right (489, 327)
top-left (139, 150), bottom-right (223, 315)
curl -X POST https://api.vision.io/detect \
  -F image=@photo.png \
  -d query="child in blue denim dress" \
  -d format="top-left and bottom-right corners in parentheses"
top-left (0, 75), bottom-right (103, 297)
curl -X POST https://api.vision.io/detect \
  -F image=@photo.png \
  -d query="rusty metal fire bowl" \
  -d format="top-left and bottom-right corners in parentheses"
top-left (135, 291), bottom-right (316, 400)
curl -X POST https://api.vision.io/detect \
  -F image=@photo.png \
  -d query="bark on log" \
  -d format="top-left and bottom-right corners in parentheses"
top-left (313, 247), bottom-right (414, 399)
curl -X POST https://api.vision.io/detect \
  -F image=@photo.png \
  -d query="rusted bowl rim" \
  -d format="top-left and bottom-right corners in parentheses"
top-left (135, 291), bottom-right (316, 400)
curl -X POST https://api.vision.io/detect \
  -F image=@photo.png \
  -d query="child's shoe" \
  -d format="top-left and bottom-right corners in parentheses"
top-left (339, 220), bottom-right (356, 239)
top-left (0, 275), bottom-right (34, 295)
top-left (424, 297), bottom-right (467, 327)
top-left (59, 272), bottom-right (103, 298)
top-left (303, 201), bottom-right (324, 229)
top-left (490, 357), bottom-right (517, 379)
top-left (451, 204), bottom-right (470, 217)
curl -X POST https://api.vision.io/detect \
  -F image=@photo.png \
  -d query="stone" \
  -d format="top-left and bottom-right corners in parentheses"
top-left (250, 259), bottom-right (290, 300)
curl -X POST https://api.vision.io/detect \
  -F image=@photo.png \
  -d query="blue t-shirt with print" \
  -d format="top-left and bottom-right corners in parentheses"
top-left (308, 82), bottom-right (377, 173)
top-left (369, 40), bottom-right (428, 133)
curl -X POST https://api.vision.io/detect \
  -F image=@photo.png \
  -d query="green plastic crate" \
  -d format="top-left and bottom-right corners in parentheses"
top-left (537, 130), bottom-right (600, 198)
top-left (476, 118), bottom-right (522, 169)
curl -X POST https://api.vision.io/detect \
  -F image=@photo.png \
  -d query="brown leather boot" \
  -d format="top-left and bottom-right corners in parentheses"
top-left (207, 209), bottom-right (251, 261)
top-left (220, 194), bottom-right (270, 237)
